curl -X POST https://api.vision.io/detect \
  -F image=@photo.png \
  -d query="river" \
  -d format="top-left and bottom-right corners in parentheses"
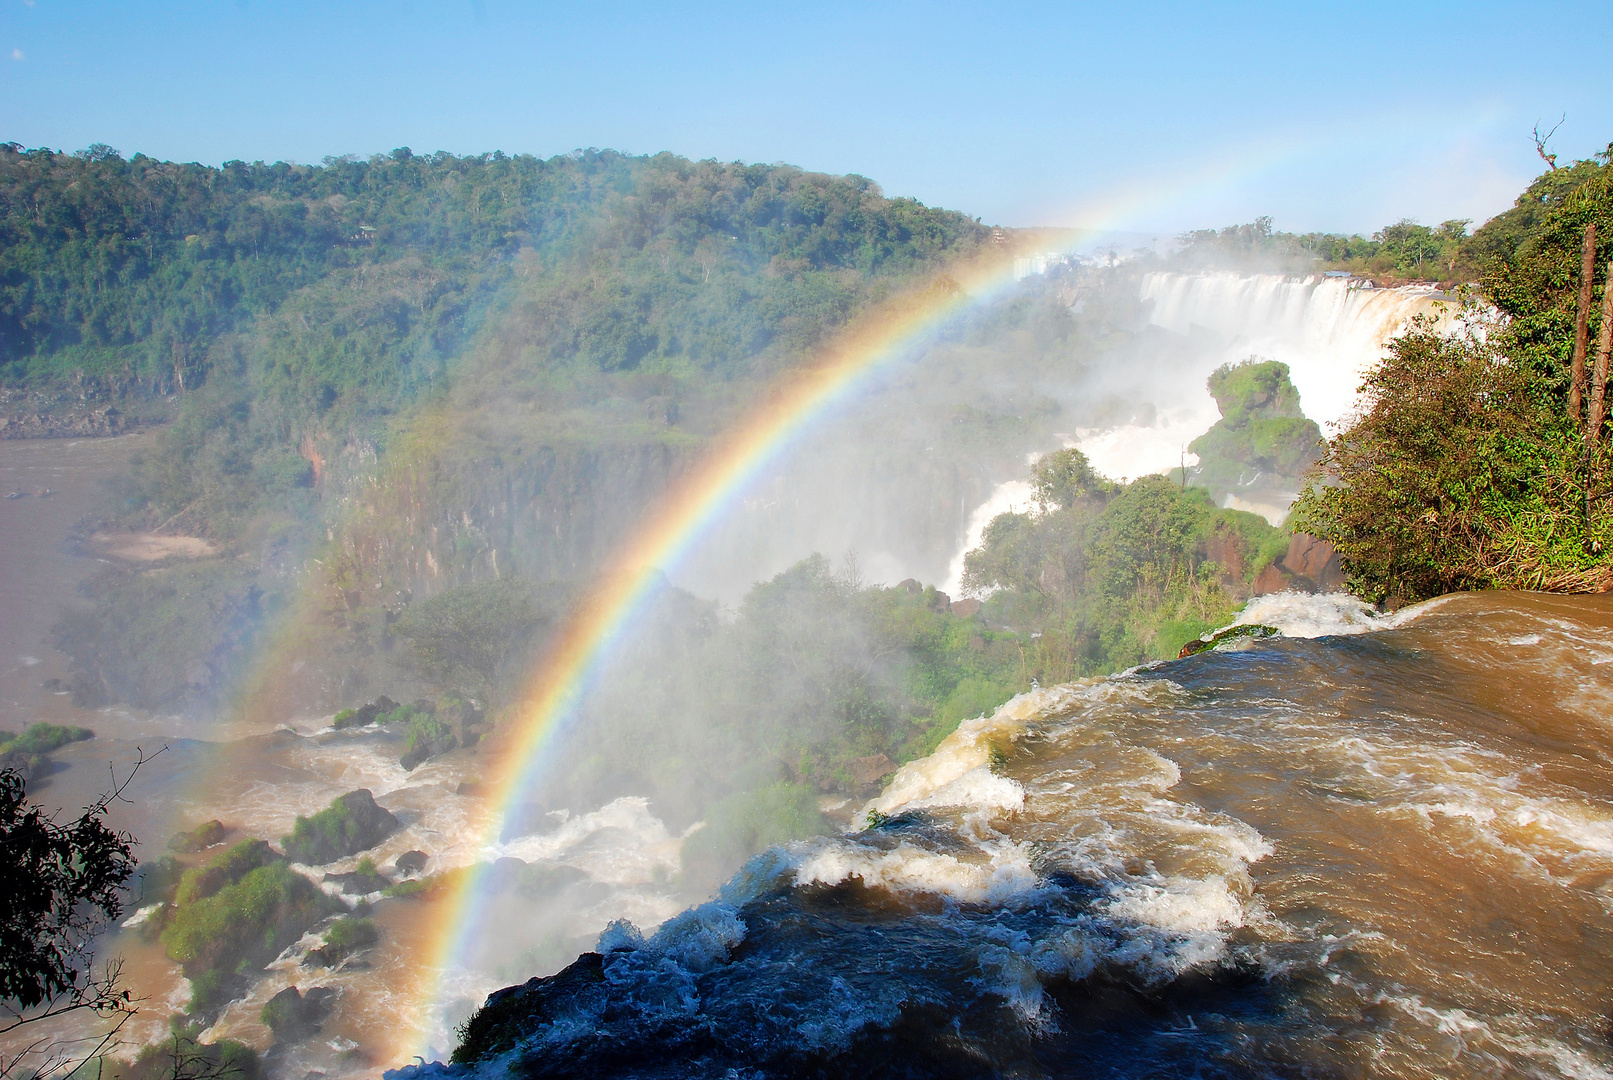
top-left (421, 589), bottom-right (1613, 1078)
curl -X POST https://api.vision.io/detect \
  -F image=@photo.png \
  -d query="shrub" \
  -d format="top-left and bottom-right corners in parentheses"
top-left (1292, 320), bottom-right (1610, 601)
top-left (0, 723), bottom-right (94, 756)
top-left (280, 790), bottom-right (399, 865)
top-left (160, 860), bottom-right (334, 1013)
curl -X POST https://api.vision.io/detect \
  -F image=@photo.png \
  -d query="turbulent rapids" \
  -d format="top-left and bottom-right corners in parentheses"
top-left (421, 591), bottom-right (1613, 1079)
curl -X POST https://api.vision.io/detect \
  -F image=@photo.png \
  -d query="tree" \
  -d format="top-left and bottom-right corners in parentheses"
top-left (1, 753), bottom-right (154, 1080)
top-left (391, 577), bottom-right (545, 698)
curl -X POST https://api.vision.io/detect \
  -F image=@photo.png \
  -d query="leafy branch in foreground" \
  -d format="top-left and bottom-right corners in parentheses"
top-left (1, 749), bottom-right (162, 1079)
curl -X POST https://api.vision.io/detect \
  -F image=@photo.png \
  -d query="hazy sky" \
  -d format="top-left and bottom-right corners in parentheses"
top-left (2, 1), bottom-right (1609, 234)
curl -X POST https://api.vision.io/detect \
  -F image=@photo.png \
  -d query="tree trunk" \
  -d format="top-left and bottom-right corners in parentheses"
top-left (1571, 223), bottom-right (1598, 422)
top-left (1591, 256), bottom-right (1613, 448)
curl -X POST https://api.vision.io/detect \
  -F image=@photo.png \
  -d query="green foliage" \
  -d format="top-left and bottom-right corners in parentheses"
top-left (1296, 150), bottom-right (1613, 603)
top-left (173, 839), bottom-right (276, 906)
top-left (964, 460), bottom-right (1287, 678)
top-left (392, 578), bottom-right (545, 697)
top-left (1031, 447), bottom-right (1114, 511)
top-left (258, 990), bottom-right (303, 1040)
top-left (280, 789), bottom-right (398, 865)
top-left (314, 915), bottom-right (380, 967)
top-left (168, 819), bottom-right (228, 853)
top-left (1291, 320), bottom-right (1609, 601)
top-left (0, 723), bottom-right (94, 757)
top-left (1188, 360), bottom-right (1323, 497)
top-left (0, 766), bottom-right (136, 1009)
top-left (382, 873), bottom-right (442, 900)
top-left (159, 859), bottom-right (333, 1013)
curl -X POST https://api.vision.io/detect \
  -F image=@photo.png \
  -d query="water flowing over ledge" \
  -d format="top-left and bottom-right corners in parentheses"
top-left (401, 591), bottom-right (1613, 1080)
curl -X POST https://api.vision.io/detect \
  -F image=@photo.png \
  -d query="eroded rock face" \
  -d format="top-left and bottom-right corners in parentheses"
top-left (1253, 533), bottom-right (1346, 596)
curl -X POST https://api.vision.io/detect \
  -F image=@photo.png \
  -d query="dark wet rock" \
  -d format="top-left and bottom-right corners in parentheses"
top-left (395, 850), bottom-right (428, 876)
top-left (261, 985), bottom-right (336, 1043)
top-left (332, 703), bottom-right (381, 730)
top-left (282, 790), bottom-right (400, 865)
top-left (321, 868), bottom-right (390, 895)
top-left (400, 731), bottom-right (457, 772)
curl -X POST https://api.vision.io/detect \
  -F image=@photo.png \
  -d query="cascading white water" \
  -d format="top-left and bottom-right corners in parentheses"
top-left (1138, 271), bottom-right (1460, 432)
top-left (946, 272), bottom-right (1467, 585)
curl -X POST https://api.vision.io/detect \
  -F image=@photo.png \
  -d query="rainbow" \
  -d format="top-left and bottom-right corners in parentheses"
top-left (394, 236), bottom-right (1066, 1060)
top-left (394, 124), bottom-right (1420, 1059)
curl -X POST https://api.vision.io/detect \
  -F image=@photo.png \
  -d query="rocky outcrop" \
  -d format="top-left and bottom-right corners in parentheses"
top-left (0, 402), bottom-right (137, 439)
top-left (1253, 533), bottom-right (1346, 595)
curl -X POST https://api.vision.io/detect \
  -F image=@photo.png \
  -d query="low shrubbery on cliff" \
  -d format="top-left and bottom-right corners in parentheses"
top-left (1296, 149), bottom-right (1613, 602)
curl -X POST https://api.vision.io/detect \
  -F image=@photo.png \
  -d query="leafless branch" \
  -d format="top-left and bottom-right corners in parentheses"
top-left (1533, 115), bottom-right (1565, 171)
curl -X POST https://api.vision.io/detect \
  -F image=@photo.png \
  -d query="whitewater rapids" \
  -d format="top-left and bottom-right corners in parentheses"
top-left (411, 590), bottom-right (1613, 1079)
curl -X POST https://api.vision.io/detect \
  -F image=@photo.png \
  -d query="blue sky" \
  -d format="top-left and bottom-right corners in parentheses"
top-left (1, 1), bottom-right (1609, 234)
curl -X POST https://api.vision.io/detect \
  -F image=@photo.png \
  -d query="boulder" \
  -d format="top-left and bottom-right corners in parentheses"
top-left (896, 578), bottom-right (922, 593)
top-left (1284, 532), bottom-right (1345, 591)
top-left (321, 867), bottom-right (390, 895)
top-left (1252, 533), bottom-right (1346, 596)
top-left (400, 731), bottom-right (456, 771)
top-left (851, 754), bottom-right (895, 787)
top-left (949, 598), bottom-right (983, 618)
top-left (261, 985), bottom-right (336, 1043)
top-left (395, 850), bottom-right (429, 876)
top-left (168, 819), bottom-right (229, 853)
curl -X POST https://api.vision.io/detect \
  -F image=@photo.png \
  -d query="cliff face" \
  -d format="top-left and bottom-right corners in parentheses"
top-left (335, 438), bottom-right (699, 597)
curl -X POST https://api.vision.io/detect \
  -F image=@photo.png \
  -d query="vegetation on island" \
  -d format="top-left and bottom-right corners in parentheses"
top-left (1186, 360), bottom-right (1322, 503)
top-left (157, 839), bottom-right (337, 1013)
top-left (279, 789), bottom-right (399, 865)
top-left (961, 448), bottom-right (1288, 668)
top-left (0, 722), bottom-right (95, 780)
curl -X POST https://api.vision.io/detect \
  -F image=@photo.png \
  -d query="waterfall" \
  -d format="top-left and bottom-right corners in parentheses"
top-left (946, 272), bottom-right (1466, 580)
top-left (1138, 271), bottom-right (1461, 431)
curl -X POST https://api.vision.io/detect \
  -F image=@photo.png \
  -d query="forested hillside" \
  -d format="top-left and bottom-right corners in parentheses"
top-left (1, 144), bottom-right (984, 393)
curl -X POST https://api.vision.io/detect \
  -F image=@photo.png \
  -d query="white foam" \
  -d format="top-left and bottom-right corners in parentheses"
top-left (786, 837), bottom-right (1038, 905)
top-left (1231, 591), bottom-right (1453, 639)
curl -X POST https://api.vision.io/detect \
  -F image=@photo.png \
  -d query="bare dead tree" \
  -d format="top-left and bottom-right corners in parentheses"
top-left (1534, 115), bottom-right (1565, 171)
